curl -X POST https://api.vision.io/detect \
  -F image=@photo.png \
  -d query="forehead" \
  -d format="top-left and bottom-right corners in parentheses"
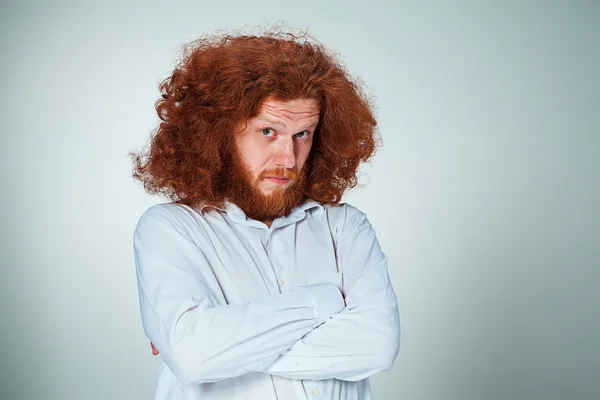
top-left (257, 98), bottom-right (320, 122)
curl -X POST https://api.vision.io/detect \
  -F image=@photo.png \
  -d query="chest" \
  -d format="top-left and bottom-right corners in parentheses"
top-left (190, 216), bottom-right (342, 304)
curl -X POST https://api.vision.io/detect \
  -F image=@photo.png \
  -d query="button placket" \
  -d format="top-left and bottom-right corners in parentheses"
top-left (267, 231), bottom-right (287, 291)
top-left (263, 230), bottom-right (271, 255)
top-left (275, 237), bottom-right (289, 288)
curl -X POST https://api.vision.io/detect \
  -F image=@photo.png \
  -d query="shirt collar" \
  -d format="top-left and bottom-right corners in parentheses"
top-left (199, 198), bottom-right (323, 229)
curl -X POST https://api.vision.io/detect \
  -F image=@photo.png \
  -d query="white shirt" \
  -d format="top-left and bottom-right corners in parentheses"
top-left (133, 199), bottom-right (400, 400)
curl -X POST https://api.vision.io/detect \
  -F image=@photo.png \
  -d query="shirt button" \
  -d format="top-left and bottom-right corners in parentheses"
top-left (312, 388), bottom-right (322, 397)
top-left (277, 279), bottom-right (285, 286)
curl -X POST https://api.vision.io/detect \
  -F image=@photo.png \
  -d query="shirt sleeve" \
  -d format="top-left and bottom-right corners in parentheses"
top-left (133, 205), bottom-right (345, 386)
top-left (259, 204), bottom-right (401, 381)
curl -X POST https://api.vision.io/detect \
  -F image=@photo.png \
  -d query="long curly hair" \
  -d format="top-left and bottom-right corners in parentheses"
top-left (131, 29), bottom-right (379, 207)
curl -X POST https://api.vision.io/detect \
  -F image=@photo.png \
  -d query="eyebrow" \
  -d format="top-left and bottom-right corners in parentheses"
top-left (257, 118), bottom-right (287, 128)
top-left (257, 118), bottom-right (319, 130)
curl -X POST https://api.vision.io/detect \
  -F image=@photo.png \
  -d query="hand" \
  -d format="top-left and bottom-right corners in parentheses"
top-left (151, 341), bottom-right (159, 356)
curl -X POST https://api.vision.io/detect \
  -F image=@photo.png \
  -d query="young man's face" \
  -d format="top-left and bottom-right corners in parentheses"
top-left (234, 98), bottom-right (320, 196)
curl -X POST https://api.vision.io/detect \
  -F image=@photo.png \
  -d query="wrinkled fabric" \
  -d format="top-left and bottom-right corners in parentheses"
top-left (133, 199), bottom-right (400, 400)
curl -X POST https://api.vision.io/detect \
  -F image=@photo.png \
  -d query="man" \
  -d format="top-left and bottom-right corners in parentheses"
top-left (131, 30), bottom-right (400, 400)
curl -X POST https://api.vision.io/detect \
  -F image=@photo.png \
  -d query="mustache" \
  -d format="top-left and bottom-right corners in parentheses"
top-left (257, 168), bottom-right (299, 181)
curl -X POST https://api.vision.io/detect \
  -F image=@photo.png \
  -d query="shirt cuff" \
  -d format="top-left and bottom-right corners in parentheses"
top-left (301, 283), bottom-right (345, 326)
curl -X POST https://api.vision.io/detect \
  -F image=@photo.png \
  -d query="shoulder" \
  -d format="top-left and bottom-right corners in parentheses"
top-left (135, 203), bottom-right (202, 237)
top-left (321, 202), bottom-right (369, 242)
top-left (322, 202), bottom-right (366, 223)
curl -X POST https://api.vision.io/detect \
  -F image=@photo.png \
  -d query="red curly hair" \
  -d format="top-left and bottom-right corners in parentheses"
top-left (132, 30), bottom-right (378, 207)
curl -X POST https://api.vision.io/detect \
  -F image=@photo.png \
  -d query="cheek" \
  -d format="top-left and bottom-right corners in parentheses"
top-left (236, 136), bottom-right (271, 175)
top-left (248, 151), bottom-right (276, 180)
top-left (252, 150), bottom-right (273, 170)
top-left (296, 141), bottom-right (313, 170)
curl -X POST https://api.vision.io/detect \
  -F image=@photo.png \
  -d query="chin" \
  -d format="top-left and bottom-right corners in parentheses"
top-left (260, 189), bottom-right (284, 198)
top-left (259, 184), bottom-right (287, 196)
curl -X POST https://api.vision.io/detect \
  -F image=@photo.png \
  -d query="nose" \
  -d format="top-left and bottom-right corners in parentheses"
top-left (273, 139), bottom-right (296, 169)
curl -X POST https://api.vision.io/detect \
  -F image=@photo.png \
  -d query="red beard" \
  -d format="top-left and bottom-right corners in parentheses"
top-left (221, 148), bottom-right (309, 222)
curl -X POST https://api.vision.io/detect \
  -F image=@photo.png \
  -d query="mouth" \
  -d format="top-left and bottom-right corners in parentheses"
top-left (265, 176), bottom-right (290, 185)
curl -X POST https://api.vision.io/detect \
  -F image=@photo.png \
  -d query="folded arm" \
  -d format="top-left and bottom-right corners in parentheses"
top-left (134, 205), bottom-right (345, 385)
top-left (260, 204), bottom-right (401, 381)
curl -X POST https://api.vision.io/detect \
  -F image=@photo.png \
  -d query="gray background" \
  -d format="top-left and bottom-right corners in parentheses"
top-left (1, 0), bottom-right (599, 399)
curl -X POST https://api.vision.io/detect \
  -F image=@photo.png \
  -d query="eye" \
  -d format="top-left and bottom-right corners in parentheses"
top-left (261, 128), bottom-right (275, 137)
top-left (294, 131), bottom-right (310, 139)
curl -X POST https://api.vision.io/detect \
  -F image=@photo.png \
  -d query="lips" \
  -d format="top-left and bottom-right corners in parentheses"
top-left (265, 176), bottom-right (290, 185)
top-left (258, 169), bottom-right (298, 184)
